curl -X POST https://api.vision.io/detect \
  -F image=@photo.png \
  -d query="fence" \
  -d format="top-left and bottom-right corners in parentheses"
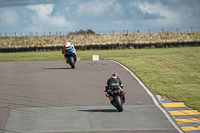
top-left (1, 27), bottom-right (200, 37)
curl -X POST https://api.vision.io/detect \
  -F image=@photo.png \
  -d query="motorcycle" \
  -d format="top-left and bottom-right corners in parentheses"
top-left (106, 86), bottom-right (125, 112)
top-left (65, 50), bottom-right (76, 69)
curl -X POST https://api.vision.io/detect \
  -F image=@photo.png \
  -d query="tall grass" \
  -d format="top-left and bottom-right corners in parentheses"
top-left (0, 31), bottom-right (200, 48)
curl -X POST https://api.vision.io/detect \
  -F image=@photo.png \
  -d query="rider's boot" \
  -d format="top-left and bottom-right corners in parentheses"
top-left (65, 57), bottom-right (68, 63)
top-left (106, 93), bottom-right (110, 97)
top-left (122, 94), bottom-right (125, 103)
top-left (109, 96), bottom-right (114, 105)
top-left (120, 89), bottom-right (125, 103)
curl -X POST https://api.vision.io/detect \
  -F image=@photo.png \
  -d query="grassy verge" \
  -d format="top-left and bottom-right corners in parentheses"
top-left (0, 50), bottom-right (65, 62)
top-left (105, 48), bottom-right (200, 111)
top-left (0, 47), bottom-right (199, 111)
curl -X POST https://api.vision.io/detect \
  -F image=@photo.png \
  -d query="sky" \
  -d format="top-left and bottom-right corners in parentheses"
top-left (0, 0), bottom-right (200, 36)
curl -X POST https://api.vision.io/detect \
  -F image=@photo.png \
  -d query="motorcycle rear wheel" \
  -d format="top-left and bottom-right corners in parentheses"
top-left (114, 95), bottom-right (123, 112)
top-left (69, 56), bottom-right (75, 69)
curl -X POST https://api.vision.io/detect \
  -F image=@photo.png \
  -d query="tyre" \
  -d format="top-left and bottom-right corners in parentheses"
top-left (69, 56), bottom-right (75, 69)
top-left (114, 95), bottom-right (123, 112)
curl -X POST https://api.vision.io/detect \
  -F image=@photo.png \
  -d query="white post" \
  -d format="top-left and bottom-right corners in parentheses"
top-left (93, 55), bottom-right (99, 61)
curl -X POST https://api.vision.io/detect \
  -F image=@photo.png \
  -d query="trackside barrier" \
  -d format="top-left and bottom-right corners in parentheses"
top-left (0, 42), bottom-right (200, 52)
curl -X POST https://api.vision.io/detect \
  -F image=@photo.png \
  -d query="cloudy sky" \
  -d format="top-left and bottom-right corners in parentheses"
top-left (0, 0), bottom-right (200, 35)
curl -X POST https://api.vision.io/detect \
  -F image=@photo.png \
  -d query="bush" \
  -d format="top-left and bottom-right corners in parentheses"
top-left (194, 43), bottom-right (199, 47)
top-left (68, 29), bottom-right (95, 35)
top-left (156, 43), bottom-right (164, 48)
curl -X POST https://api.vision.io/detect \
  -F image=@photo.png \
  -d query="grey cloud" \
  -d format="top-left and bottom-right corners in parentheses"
top-left (0, 0), bottom-right (199, 33)
top-left (160, 0), bottom-right (200, 13)
top-left (0, 0), bottom-right (71, 7)
top-left (124, 6), bottom-right (166, 20)
top-left (62, 0), bottom-right (166, 22)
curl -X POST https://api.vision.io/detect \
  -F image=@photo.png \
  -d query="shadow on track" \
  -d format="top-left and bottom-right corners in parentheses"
top-left (78, 109), bottom-right (117, 113)
top-left (43, 68), bottom-right (71, 69)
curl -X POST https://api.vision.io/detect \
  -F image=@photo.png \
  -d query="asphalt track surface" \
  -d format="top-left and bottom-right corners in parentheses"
top-left (0, 60), bottom-right (182, 133)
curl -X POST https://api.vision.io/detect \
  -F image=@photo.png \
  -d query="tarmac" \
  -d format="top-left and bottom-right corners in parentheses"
top-left (0, 60), bottom-right (182, 133)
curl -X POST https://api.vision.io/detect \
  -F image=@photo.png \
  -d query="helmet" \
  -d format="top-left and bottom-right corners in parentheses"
top-left (65, 42), bottom-right (73, 50)
top-left (111, 72), bottom-right (118, 78)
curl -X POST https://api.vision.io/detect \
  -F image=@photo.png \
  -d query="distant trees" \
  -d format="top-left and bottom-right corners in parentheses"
top-left (68, 29), bottom-right (95, 35)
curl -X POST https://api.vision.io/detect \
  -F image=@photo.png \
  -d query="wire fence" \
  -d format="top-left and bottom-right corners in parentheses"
top-left (1, 27), bottom-right (200, 37)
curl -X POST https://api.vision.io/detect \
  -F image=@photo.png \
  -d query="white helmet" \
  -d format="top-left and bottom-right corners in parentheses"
top-left (65, 42), bottom-right (73, 50)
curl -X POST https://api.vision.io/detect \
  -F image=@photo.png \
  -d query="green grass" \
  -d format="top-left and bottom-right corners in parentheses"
top-left (105, 48), bottom-right (200, 111)
top-left (0, 51), bottom-right (65, 62)
top-left (0, 47), bottom-right (200, 111)
top-left (0, 47), bottom-right (199, 62)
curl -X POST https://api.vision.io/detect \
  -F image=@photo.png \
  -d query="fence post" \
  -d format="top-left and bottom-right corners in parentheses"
top-left (191, 27), bottom-right (193, 33)
top-left (176, 28), bottom-right (178, 33)
top-left (113, 30), bottom-right (115, 34)
top-left (162, 28), bottom-right (164, 34)
top-left (149, 29), bottom-right (151, 35)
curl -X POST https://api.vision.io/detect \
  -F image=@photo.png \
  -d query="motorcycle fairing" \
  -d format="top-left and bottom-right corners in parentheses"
top-left (66, 50), bottom-right (74, 56)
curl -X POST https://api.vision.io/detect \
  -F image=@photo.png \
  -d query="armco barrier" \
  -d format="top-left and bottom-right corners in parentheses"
top-left (0, 42), bottom-right (199, 53)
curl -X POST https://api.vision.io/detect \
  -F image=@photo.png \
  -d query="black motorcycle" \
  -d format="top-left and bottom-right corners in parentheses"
top-left (106, 86), bottom-right (125, 112)
top-left (65, 50), bottom-right (76, 69)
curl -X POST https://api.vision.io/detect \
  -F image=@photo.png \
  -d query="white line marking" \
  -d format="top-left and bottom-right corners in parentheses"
top-left (111, 60), bottom-right (184, 133)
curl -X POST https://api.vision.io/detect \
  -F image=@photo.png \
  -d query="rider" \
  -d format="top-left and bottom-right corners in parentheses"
top-left (105, 73), bottom-right (125, 103)
top-left (62, 41), bottom-right (77, 63)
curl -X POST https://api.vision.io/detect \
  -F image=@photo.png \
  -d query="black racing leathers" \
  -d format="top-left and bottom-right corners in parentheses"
top-left (107, 77), bottom-right (122, 88)
top-left (106, 76), bottom-right (125, 103)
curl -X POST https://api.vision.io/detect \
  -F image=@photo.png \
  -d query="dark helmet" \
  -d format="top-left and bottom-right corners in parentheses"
top-left (111, 72), bottom-right (118, 78)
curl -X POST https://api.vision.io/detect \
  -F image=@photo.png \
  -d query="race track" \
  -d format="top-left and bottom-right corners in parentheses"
top-left (0, 60), bottom-right (181, 133)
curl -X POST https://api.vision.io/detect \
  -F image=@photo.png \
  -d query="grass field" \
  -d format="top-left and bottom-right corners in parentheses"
top-left (0, 47), bottom-right (199, 111)
top-left (106, 48), bottom-right (200, 111)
